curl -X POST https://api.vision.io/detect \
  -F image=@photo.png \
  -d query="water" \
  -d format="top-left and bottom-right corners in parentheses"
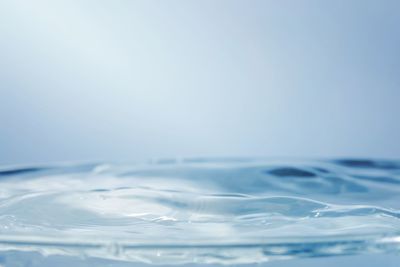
top-left (0, 158), bottom-right (399, 266)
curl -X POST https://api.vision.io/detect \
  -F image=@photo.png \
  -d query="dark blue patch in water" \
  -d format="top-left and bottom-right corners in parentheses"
top-left (0, 167), bottom-right (45, 176)
top-left (267, 167), bottom-right (316, 178)
top-left (334, 159), bottom-right (399, 169)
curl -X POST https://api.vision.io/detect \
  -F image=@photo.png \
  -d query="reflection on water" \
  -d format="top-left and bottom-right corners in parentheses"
top-left (0, 158), bottom-right (399, 265)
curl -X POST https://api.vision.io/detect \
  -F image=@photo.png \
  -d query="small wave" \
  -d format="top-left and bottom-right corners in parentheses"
top-left (0, 158), bottom-right (399, 265)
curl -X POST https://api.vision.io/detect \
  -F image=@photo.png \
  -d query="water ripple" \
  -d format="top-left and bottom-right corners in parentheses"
top-left (0, 158), bottom-right (399, 265)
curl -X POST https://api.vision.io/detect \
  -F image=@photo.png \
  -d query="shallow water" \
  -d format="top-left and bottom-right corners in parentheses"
top-left (0, 158), bottom-right (399, 266)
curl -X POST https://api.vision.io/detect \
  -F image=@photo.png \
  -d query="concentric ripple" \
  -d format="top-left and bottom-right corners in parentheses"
top-left (0, 158), bottom-right (400, 265)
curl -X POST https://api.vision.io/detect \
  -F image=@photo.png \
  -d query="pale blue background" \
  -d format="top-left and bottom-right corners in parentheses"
top-left (0, 0), bottom-right (400, 165)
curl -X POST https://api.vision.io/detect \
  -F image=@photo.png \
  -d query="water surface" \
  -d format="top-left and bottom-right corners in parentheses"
top-left (0, 158), bottom-right (399, 265)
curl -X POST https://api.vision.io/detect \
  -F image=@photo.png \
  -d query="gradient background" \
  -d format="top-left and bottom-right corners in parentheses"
top-left (1, 0), bottom-right (399, 166)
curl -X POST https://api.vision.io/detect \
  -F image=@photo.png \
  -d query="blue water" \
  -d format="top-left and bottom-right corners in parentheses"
top-left (0, 158), bottom-right (399, 266)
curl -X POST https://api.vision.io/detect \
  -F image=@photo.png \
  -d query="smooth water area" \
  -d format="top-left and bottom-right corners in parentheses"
top-left (0, 158), bottom-right (399, 266)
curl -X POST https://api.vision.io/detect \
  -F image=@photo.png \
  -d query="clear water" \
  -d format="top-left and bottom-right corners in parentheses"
top-left (0, 158), bottom-right (399, 266)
